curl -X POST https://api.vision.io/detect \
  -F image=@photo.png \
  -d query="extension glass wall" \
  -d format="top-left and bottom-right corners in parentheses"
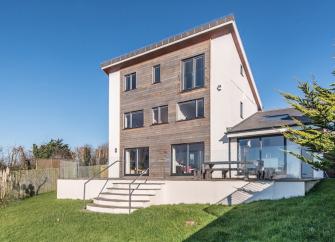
top-left (238, 135), bottom-right (314, 179)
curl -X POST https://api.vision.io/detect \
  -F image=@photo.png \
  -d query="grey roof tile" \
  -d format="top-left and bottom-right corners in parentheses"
top-left (227, 108), bottom-right (310, 133)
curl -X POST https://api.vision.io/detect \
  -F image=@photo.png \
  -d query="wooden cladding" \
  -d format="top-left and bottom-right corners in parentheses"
top-left (119, 41), bottom-right (211, 178)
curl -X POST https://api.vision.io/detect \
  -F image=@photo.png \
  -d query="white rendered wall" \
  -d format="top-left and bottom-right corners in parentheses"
top-left (57, 179), bottom-right (314, 203)
top-left (57, 179), bottom-right (114, 200)
top-left (108, 71), bottom-right (121, 177)
top-left (210, 33), bottom-right (259, 162)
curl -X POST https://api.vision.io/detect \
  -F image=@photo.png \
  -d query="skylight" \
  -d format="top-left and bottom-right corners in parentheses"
top-left (264, 114), bottom-right (291, 121)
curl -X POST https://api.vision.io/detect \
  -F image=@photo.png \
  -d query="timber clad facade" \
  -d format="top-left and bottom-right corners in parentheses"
top-left (103, 15), bottom-right (263, 179)
top-left (119, 41), bottom-right (210, 178)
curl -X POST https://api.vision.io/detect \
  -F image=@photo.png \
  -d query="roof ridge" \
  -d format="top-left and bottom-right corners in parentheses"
top-left (262, 107), bottom-right (295, 112)
top-left (101, 14), bottom-right (235, 69)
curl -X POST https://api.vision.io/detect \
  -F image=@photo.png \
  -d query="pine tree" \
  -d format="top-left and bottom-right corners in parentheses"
top-left (281, 77), bottom-right (335, 170)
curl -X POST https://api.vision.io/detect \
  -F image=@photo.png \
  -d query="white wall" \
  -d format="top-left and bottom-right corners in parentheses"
top-left (57, 179), bottom-right (114, 200)
top-left (210, 33), bottom-right (259, 162)
top-left (108, 71), bottom-right (121, 177)
top-left (57, 179), bottom-right (313, 204)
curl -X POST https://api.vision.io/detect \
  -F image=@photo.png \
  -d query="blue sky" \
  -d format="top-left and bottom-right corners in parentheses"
top-left (0, 0), bottom-right (334, 149)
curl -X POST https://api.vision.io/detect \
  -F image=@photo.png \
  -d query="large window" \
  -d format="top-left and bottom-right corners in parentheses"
top-left (124, 110), bottom-right (144, 129)
top-left (152, 65), bottom-right (160, 84)
top-left (261, 136), bottom-right (285, 176)
top-left (182, 55), bottom-right (204, 91)
top-left (239, 136), bottom-right (286, 178)
top-left (124, 73), bottom-right (136, 91)
top-left (177, 98), bottom-right (204, 121)
top-left (172, 142), bottom-right (204, 175)
top-left (238, 135), bottom-right (313, 179)
top-left (125, 147), bottom-right (149, 175)
top-left (152, 105), bottom-right (168, 124)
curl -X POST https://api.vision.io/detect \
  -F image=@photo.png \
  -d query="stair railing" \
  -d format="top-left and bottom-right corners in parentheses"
top-left (83, 160), bottom-right (121, 209)
top-left (128, 168), bottom-right (149, 214)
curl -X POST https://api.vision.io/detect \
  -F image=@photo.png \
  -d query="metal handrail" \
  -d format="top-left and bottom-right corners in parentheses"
top-left (128, 168), bottom-right (149, 214)
top-left (83, 160), bottom-right (121, 209)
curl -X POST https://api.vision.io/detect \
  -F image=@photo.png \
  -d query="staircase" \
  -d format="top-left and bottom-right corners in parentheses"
top-left (86, 181), bottom-right (164, 214)
top-left (219, 181), bottom-right (273, 205)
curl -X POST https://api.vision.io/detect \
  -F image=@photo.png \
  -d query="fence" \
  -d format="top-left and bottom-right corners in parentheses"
top-left (59, 160), bottom-right (108, 179)
top-left (0, 167), bottom-right (59, 200)
top-left (0, 160), bottom-right (108, 201)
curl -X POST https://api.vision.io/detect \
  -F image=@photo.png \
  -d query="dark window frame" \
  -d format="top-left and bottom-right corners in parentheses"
top-left (181, 54), bottom-right (205, 91)
top-left (240, 101), bottom-right (244, 119)
top-left (152, 65), bottom-right (161, 84)
top-left (152, 105), bottom-right (168, 125)
top-left (124, 110), bottom-right (144, 129)
top-left (124, 72), bottom-right (137, 91)
top-left (177, 98), bottom-right (204, 121)
top-left (124, 147), bottom-right (149, 176)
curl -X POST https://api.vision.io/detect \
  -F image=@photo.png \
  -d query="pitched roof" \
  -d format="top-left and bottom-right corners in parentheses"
top-left (100, 15), bottom-right (235, 70)
top-left (227, 108), bottom-right (310, 134)
top-left (100, 14), bottom-right (263, 110)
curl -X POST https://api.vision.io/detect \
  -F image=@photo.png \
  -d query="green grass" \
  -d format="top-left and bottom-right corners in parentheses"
top-left (0, 180), bottom-right (334, 242)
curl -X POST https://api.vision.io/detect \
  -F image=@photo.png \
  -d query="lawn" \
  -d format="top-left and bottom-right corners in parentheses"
top-left (0, 179), bottom-right (334, 242)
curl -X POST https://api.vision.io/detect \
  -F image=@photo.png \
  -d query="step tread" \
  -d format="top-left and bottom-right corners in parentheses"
top-left (107, 187), bottom-right (161, 190)
top-left (100, 192), bottom-right (155, 196)
top-left (87, 203), bottom-right (142, 209)
top-left (113, 182), bottom-right (165, 185)
top-left (94, 197), bottom-right (150, 202)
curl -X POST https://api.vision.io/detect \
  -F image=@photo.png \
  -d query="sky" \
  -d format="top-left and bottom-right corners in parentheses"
top-left (0, 0), bottom-right (334, 149)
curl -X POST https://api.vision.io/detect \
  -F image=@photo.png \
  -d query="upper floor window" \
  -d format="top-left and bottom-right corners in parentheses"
top-left (152, 65), bottom-right (161, 84)
top-left (124, 73), bottom-right (136, 91)
top-left (177, 98), bottom-right (204, 121)
top-left (124, 110), bottom-right (143, 129)
top-left (240, 64), bottom-right (244, 77)
top-left (181, 54), bottom-right (204, 91)
top-left (152, 105), bottom-right (168, 124)
top-left (240, 101), bottom-right (244, 119)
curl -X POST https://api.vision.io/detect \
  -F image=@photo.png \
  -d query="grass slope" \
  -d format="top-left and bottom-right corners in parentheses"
top-left (0, 180), bottom-right (334, 242)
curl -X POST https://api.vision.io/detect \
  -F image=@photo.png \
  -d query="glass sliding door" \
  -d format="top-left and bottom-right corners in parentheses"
top-left (239, 135), bottom-right (287, 179)
top-left (286, 140), bottom-right (302, 178)
top-left (125, 147), bottom-right (149, 175)
top-left (171, 142), bottom-right (204, 175)
top-left (261, 136), bottom-right (285, 178)
top-left (239, 138), bottom-right (261, 162)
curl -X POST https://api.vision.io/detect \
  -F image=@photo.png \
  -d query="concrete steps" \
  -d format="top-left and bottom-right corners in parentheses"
top-left (86, 181), bottom-right (164, 214)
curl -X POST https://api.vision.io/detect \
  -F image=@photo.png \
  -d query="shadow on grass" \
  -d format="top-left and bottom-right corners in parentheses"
top-left (184, 180), bottom-right (334, 242)
top-left (183, 204), bottom-right (238, 242)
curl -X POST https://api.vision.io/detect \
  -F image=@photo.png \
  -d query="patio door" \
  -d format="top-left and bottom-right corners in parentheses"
top-left (171, 142), bottom-right (204, 175)
top-left (124, 147), bottom-right (149, 175)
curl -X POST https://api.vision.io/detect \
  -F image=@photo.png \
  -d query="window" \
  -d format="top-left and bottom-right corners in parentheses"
top-left (125, 147), bottom-right (149, 175)
top-left (240, 64), bottom-right (244, 77)
top-left (240, 102), bottom-right (244, 119)
top-left (239, 136), bottom-right (286, 178)
top-left (152, 105), bottom-right (168, 124)
top-left (152, 65), bottom-right (160, 84)
top-left (181, 55), bottom-right (204, 91)
top-left (171, 142), bottom-right (204, 175)
top-left (177, 98), bottom-right (204, 121)
top-left (124, 73), bottom-right (136, 91)
top-left (264, 114), bottom-right (291, 121)
top-left (124, 110), bottom-right (144, 129)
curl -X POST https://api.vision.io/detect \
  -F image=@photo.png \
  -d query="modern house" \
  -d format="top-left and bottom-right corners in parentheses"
top-left (57, 15), bottom-right (323, 214)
